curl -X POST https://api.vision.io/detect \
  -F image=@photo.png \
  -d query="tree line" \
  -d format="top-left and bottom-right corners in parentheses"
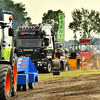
top-left (1, 0), bottom-right (100, 39)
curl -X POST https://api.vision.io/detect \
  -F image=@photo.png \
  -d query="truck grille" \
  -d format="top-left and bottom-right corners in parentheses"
top-left (31, 53), bottom-right (40, 59)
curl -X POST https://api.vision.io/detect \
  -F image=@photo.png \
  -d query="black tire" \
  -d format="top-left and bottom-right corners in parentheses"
top-left (46, 60), bottom-right (52, 73)
top-left (88, 55), bottom-right (100, 69)
top-left (17, 85), bottom-right (21, 91)
top-left (77, 59), bottom-right (80, 70)
top-left (11, 53), bottom-right (17, 96)
top-left (23, 85), bottom-right (28, 91)
top-left (28, 83), bottom-right (34, 89)
top-left (23, 78), bottom-right (28, 91)
top-left (0, 64), bottom-right (12, 100)
top-left (60, 62), bottom-right (69, 71)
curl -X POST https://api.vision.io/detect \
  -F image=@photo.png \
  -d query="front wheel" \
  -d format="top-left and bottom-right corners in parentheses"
top-left (46, 60), bottom-right (52, 73)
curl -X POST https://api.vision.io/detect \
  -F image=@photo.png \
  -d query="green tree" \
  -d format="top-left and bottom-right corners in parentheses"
top-left (42, 9), bottom-right (63, 32)
top-left (68, 8), bottom-right (100, 38)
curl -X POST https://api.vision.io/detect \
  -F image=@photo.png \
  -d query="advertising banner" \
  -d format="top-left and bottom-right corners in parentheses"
top-left (57, 13), bottom-right (65, 41)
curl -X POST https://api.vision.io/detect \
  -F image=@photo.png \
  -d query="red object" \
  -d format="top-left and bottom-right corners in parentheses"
top-left (14, 63), bottom-right (17, 87)
top-left (78, 51), bottom-right (93, 60)
top-left (6, 73), bottom-right (10, 93)
top-left (80, 39), bottom-right (91, 43)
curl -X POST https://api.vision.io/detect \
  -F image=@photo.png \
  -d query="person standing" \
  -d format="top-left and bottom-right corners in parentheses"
top-left (70, 49), bottom-right (77, 59)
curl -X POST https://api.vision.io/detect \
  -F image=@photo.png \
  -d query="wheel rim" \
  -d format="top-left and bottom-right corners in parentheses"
top-left (6, 73), bottom-right (10, 93)
top-left (14, 62), bottom-right (17, 87)
top-left (48, 64), bottom-right (51, 72)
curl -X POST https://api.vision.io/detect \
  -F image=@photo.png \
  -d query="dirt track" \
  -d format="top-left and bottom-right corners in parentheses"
top-left (11, 73), bottom-right (100, 100)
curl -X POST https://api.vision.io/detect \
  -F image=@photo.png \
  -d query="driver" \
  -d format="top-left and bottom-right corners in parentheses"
top-left (56, 49), bottom-right (62, 59)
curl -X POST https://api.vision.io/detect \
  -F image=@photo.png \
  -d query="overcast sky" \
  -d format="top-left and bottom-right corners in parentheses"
top-left (13, 0), bottom-right (100, 41)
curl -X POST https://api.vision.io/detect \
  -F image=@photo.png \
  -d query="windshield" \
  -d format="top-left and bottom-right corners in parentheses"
top-left (80, 45), bottom-right (92, 51)
top-left (72, 45), bottom-right (80, 50)
top-left (17, 39), bottom-right (42, 47)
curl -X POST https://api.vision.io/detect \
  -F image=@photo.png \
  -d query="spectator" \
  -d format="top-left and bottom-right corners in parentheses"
top-left (70, 49), bottom-right (77, 59)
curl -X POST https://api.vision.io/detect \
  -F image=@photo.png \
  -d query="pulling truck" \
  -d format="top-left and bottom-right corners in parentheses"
top-left (0, 11), bottom-right (17, 100)
top-left (66, 38), bottom-right (100, 70)
top-left (77, 38), bottom-right (100, 69)
top-left (16, 24), bottom-right (68, 73)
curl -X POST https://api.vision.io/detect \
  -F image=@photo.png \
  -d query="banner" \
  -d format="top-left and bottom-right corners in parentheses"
top-left (57, 13), bottom-right (65, 41)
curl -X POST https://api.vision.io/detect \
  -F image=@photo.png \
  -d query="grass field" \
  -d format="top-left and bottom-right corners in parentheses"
top-left (39, 70), bottom-right (100, 79)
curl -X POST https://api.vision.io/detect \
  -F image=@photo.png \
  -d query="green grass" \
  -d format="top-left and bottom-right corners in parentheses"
top-left (39, 70), bottom-right (100, 79)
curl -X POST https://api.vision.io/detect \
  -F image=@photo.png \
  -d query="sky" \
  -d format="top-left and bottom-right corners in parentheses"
top-left (12, 0), bottom-right (100, 41)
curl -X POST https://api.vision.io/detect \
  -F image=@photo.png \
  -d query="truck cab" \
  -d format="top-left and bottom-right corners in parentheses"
top-left (16, 24), bottom-right (54, 72)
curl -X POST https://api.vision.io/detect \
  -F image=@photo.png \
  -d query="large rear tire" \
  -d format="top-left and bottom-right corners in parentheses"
top-left (11, 53), bottom-right (17, 96)
top-left (88, 55), bottom-right (100, 69)
top-left (0, 64), bottom-right (12, 100)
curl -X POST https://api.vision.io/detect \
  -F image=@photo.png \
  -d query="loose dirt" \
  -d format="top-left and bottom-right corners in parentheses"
top-left (11, 73), bottom-right (100, 100)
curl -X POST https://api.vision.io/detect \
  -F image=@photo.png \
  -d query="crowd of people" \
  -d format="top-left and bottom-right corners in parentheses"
top-left (54, 49), bottom-right (77, 59)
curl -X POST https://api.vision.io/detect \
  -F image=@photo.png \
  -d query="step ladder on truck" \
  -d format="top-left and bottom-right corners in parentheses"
top-left (17, 57), bottom-right (39, 91)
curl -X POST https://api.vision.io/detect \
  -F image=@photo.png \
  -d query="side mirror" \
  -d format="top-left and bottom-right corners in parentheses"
top-left (9, 28), bottom-right (14, 36)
